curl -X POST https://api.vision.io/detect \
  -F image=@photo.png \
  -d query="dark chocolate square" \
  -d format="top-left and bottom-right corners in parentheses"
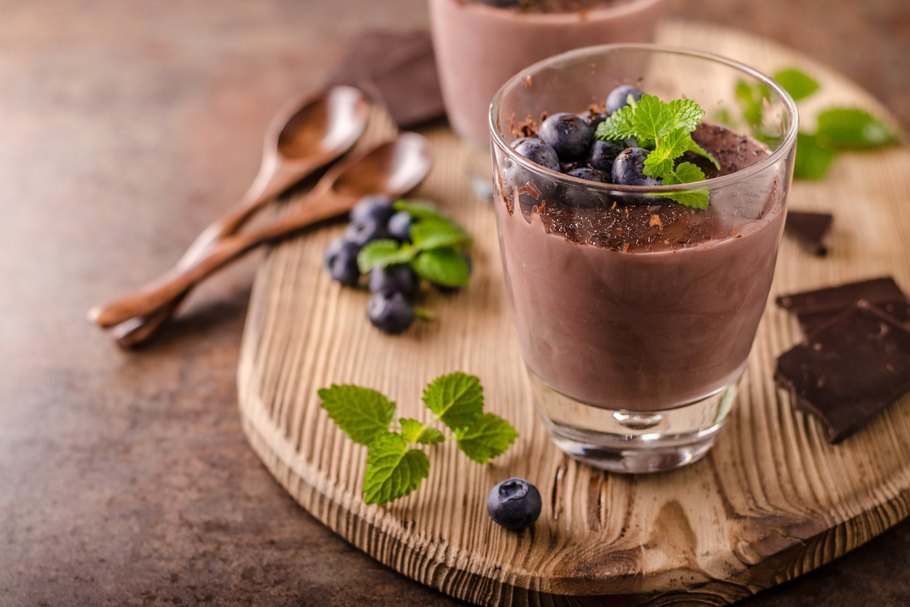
top-left (776, 276), bottom-right (906, 315)
top-left (329, 30), bottom-right (445, 129)
top-left (797, 298), bottom-right (910, 334)
top-left (775, 303), bottom-right (910, 443)
top-left (785, 210), bottom-right (833, 256)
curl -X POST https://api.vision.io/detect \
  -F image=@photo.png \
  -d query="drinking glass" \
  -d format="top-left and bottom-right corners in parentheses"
top-left (489, 44), bottom-right (798, 473)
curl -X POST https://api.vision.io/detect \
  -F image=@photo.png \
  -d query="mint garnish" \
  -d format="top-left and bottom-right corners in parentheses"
top-left (731, 66), bottom-right (899, 180)
top-left (318, 384), bottom-right (396, 446)
top-left (596, 94), bottom-right (718, 209)
top-left (816, 107), bottom-right (898, 150)
top-left (357, 200), bottom-right (471, 287)
top-left (793, 132), bottom-right (836, 180)
top-left (362, 433), bottom-right (429, 506)
top-left (772, 68), bottom-right (820, 101)
top-left (319, 372), bottom-right (518, 505)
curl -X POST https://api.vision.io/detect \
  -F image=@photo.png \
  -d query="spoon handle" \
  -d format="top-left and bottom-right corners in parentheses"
top-left (89, 193), bottom-right (355, 328)
top-left (107, 161), bottom-right (313, 346)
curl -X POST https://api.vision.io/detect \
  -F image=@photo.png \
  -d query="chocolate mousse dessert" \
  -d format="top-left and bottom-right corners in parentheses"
top-left (493, 85), bottom-right (787, 411)
top-left (471, 0), bottom-right (634, 12)
top-left (428, 0), bottom-right (664, 145)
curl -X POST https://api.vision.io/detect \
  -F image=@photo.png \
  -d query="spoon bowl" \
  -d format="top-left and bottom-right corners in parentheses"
top-left (275, 86), bottom-right (368, 162)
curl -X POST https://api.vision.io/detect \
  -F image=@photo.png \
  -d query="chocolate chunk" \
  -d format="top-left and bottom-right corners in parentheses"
top-left (877, 299), bottom-right (910, 327)
top-left (776, 276), bottom-right (905, 314)
top-left (775, 303), bottom-right (910, 443)
top-left (785, 210), bottom-right (833, 256)
top-left (329, 30), bottom-right (445, 129)
top-left (776, 277), bottom-right (908, 336)
top-left (797, 298), bottom-right (910, 334)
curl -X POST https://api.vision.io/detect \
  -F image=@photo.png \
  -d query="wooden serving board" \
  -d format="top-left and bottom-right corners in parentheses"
top-left (237, 22), bottom-right (910, 605)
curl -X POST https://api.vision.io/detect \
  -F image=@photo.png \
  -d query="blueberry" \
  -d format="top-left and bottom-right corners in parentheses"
top-left (487, 478), bottom-right (542, 531)
top-left (505, 138), bottom-right (560, 208)
top-left (512, 138), bottom-right (559, 171)
top-left (387, 211), bottom-right (413, 242)
top-left (562, 167), bottom-right (610, 208)
top-left (368, 265), bottom-right (418, 298)
top-left (612, 147), bottom-right (660, 186)
top-left (606, 85), bottom-right (644, 115)
top-left (539, 113), bottom-right (594, 160)
top-left (579, 110), bottom-right (607, 130)
top-left (344, 219), bottom-right (387, 247)
top-left (324, 237), bottom-right (360, 286)
top-left (588, 140), bottom-right (624, 172)
top-left (367, 291), bottom-right (415, 335)
top-left (566, 167), bottom-right (609, 183)
top-left (350, 195), bottom-right (394, 226)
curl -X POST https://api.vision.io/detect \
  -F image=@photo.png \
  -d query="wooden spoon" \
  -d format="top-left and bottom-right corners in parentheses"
top-left (108, 85), bottom-right (369, 346)
top-left (89, 133), bottom-right (432, 329)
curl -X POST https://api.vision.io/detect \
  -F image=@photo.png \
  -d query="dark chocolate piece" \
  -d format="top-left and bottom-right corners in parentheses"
top-left (775, 303), bottom-right (910, 442)
top-left (785, 210), bottom-right (833, 256)
top-left (329, 30), bottom-right (445, 129)
top-left (775, 276), bottom-right (906, 315)
top-left (797, 297), bottom-right (910, 335)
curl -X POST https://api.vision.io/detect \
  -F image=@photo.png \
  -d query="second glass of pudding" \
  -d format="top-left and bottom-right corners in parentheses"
top-left (489, 45), bottom-right (798, 473)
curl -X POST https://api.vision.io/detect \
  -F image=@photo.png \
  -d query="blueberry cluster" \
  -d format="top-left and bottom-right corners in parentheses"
top-left (324, 196), bottom-right (469, 335)
top-left (505, 84), bottom-right (656, 205)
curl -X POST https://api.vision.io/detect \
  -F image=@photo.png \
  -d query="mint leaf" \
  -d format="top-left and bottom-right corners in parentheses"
top-left (393, 199), bottom-right (449, 222)
top-left (660, 162), bottom-right (709, 209)
top-left (816, 107), bottom-right (898, 150)
top-left (667, 98), bottom-right (705, 132)
top-left (422, 372), bottom-right (483, 431)
top-left (410, 247), bottom-right (471, 287)
top-left (659, 189), bottom-right (709, 210)
top-left (411, 220), bottom-right (471, 251)
top-left (687, 138), bottom-right (721, 169)
top-left (794, 132), bottom-right (836, 180)
top-left (735, 79), bottom-right (768, 128)
top-left (642, 128), bottom-right (692, 178)
top-left (357, 240), bottom-right (415, 273)
top-left (362, 433), bottom-right (429, 505)
top-left (318, 385), bottom-right (396, 446)
top-left (773, 68), bottom-right (820, 102)
top-left (665, 161), bottom-right (706, 184)
top-left (596, 104), bottom-right (637, 141)
top-left (454, 413), bottom-right (518, 464)
top-left (630, 94), bottom-right (676, 143)
top-left (399, 418), bottom-right (446, 445)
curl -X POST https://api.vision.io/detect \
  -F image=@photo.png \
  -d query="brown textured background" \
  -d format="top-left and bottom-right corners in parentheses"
top-left (1, 1), bottom-right (908, 605)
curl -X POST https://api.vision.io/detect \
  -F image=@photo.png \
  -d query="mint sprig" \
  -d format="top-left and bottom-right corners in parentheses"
top-left (596, 94), bottom-right (718, 209)
top-left (357, 200), bottom-right (472, 288)
top-left (319, 372), bottom-right (518, 505)
top-left (731, 67), bottom-right (899, 180)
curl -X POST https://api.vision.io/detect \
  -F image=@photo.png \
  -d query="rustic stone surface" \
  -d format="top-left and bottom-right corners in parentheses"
top-left (0, 1), bottom-right (907, 605)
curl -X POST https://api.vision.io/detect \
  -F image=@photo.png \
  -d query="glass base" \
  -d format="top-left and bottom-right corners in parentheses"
top-left (528, 372), bottom-right (739, 474)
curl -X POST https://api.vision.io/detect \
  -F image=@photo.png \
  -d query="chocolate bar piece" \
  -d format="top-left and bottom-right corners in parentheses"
top-left (785, 210), bottom-right (833, 256)
top-left (776, 276), bottom-right (905, 314)
top-left (329, 30), bottom-right (445, 129)
top-left (797, 298), bottom-right (910, 334)
top-left (775, 302), bottom-right (910, 442)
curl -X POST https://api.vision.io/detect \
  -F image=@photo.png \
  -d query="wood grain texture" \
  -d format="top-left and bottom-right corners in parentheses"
top-left (237, 22), bottom-right (910, 606)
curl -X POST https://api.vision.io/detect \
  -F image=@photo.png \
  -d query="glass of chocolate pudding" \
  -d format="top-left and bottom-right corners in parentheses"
top-left (489, 45), bottom-right (798, 473)
top-left (428, 0), bottom-right (665, 147)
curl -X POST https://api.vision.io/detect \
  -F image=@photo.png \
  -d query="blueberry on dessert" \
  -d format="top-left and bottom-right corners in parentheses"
top-left (612, 147), bottom-right (660, 186)
top-left (539, 113), bottom-right (594, 160)
top-left (605, 84), bottom-right (643, 115)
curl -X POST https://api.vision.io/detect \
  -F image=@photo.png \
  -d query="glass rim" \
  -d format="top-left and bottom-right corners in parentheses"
top-left (488, 43), bottom-right (799, 193)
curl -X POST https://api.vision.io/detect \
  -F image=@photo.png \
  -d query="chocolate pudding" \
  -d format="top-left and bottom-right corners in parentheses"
top-left (493, 124), bottom-right (787, 410)
top-left (428, 0), bottom-right (664, 145)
